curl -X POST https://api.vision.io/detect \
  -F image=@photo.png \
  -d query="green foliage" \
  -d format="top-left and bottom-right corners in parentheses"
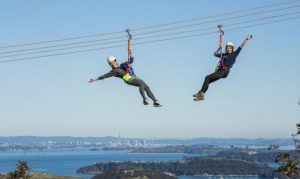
top-left (274, 152), bottom-right (299, 178)
top-left (8, 160), bottom-right (31, 179)
top-left (271, 121), bottom-right (300, 178)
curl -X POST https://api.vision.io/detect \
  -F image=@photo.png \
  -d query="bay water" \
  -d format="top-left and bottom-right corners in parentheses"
top-left (0, 149), bottom-right (258, 179)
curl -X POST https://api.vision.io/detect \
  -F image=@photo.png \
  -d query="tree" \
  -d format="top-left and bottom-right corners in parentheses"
top-left (8, 160), bottom-right (31, 179)
top-left (274, 152), bottom-right (298, 178)
top-left (271, 121), bottom-right (300, 178)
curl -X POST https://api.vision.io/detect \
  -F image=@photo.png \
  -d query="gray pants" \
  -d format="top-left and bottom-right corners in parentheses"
top-left (127, 77), bottom-right (157, 101)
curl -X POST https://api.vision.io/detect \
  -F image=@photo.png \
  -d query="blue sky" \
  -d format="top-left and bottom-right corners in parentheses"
top-left (0, 0), bottom-right (299, 138)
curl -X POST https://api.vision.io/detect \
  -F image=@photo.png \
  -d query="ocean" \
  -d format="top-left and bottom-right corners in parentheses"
top-left (0, 149), bottom-right (259, 179)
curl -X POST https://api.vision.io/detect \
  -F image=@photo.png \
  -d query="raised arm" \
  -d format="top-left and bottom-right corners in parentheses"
top-left (127, 37), bottom-right (134, 64)
top-left (233, 34), bottom-right (253, 56)
top-left (128, 53), bottom-right (134, 64)
top-left (240, 34), bottom-right (252, 48)
top-left (88, 71), bottom-right (115, 83)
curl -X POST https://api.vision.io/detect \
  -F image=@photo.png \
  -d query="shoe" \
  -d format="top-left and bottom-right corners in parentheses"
top-left (193, 92), bottom-right (204, 98)
top-left (153, 101), bottom-right (162, 107)
top-left (143, 99), bottom-right (149, 105)
top-left (194, 94), bottom-right (205, 101)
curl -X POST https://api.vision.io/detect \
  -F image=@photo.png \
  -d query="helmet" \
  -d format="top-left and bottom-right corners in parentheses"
top-left (107, 56), bottom-right (116, 64)
top-left (226, 42), bottom-right (234, 47)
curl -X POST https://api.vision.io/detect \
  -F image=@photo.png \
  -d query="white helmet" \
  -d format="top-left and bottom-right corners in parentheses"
top-left (226, 42), bottom-right (234, 47)
top-left (107, 56), bottom-right (116, 64)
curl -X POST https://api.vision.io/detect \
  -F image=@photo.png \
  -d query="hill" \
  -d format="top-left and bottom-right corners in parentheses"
top-left (78, 157), bottom-right (271, 176)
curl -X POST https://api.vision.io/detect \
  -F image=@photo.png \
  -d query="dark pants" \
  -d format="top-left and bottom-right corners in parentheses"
top-left (128, 77), bottom-right (157, 101)
top-left (200, 68), bottom-right (230, 93)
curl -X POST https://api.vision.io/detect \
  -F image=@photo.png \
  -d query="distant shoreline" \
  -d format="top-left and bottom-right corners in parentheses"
top-left (191, 174), bottom-right (259, 177)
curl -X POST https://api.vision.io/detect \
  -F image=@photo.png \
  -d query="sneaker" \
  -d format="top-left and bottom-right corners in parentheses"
top-left (153, 101), bottom-right (162, 107)
top-left (193, 92), bottom-right (204, 98)
top-left (143, 99), bottom-right (149, 105)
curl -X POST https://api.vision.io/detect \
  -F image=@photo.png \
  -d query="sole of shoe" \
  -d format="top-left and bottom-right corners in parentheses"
top-left (194, 97), bottom-right (204, 101)
top-left (153, 104), bottom-right (163, 107)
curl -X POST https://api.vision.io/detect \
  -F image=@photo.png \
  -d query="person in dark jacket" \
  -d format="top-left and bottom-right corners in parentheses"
top-left (194, 35), bottom-right (252, 100)
top-left (88, 54), bottom-right (162, 107)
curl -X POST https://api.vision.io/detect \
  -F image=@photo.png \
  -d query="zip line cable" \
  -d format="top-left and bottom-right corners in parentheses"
top-left (0, 11), bottom-right (298, 59)
top-left (0, 12), bottom-right (299, 61)
top-left (133, 16), bottom-right (300, 48)
top-left (226, 16), bottom-right (300, 32)
top-left (0, 16), bottom-right (299, 63)
top-left (0, 31), bottom-right (125, 50)
top-left (0, 0), bottom-right (299, 49)
top-left (133, 5), bottom-right (300, 36)
top-left (0, 5), bottom-right (299, 55)
top-left (134, 11), bottom-right (300, 39)
top-left (0, 38), bottom-right (126, 59)
top-left (131, 0), bottom-right (300, 31)
top-left (0, 35), bottom-right (127, 55)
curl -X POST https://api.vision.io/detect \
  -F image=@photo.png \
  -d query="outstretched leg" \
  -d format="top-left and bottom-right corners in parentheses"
top-left (129, 78), bottom-right (147, 101)
top-left (128, 77), bottom-right (161, 106)
top-left (143, 83), bottom-right (157, 102)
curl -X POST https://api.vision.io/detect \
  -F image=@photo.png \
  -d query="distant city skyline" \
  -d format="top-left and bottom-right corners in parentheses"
top-left (0, 0), bottom-right (299, 138)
